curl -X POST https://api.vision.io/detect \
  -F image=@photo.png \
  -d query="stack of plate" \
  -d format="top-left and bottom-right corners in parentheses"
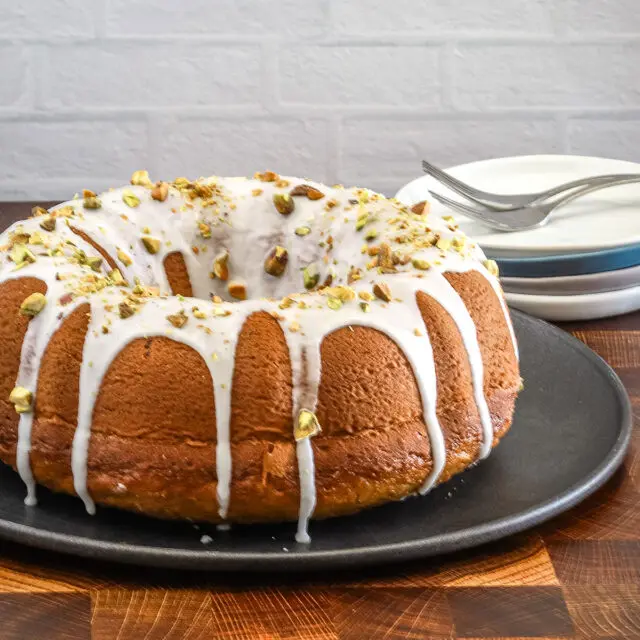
top-left (396, 155), bottom-right (640, 321)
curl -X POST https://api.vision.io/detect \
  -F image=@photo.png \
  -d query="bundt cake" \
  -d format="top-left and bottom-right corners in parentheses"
top-left (0, 171), bottom-right (519, 543)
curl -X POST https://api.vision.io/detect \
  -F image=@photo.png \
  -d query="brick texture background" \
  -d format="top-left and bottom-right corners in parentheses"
top-left (0, 0), bottom-right (638, 199)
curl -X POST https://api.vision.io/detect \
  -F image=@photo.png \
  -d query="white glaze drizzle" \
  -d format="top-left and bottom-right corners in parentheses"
top-left (281, 328), bottom-right (323, 544)
top-left (0, 175), bottom-right (518, 541)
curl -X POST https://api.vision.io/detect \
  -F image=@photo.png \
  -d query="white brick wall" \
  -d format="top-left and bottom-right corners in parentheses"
top-left (0, 0), bottom-right (638, 199)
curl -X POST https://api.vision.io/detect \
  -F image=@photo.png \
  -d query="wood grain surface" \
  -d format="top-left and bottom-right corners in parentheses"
top-left (0, 202), bottom-right (638, 639)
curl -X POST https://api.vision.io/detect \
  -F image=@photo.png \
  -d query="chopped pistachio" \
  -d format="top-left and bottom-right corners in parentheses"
top-left (9, 231), bottom-right (31, 247)
top-left (131, 170), bottom-right (153, 187)
top-left (303, 264), bottom-right (320, 290)
top-left (73, 248), bottom-right (87, 265)
top-left (483, 259), bottom-right (499, 277)
top-left (412, 258), bottom-right (431, 270)
top-left (141, 236), bottom-right (161, 254)
top-left (20, 292), bottom-right (46, 317)
top-left (117, 248), bottom-right (132, 267)
top-left (411, 201), bottom-right (429, 215)
top-left (109, 268), bottom-right (125, 286)
top-left (28, 231), bottom-right (44, 245)
top-left (290, 184), bottom-right (324, 200)
top-left (295, 409), bottom-right (321, 441)
top-left (212, 250), bottom-right (229, 281)
top-left (9, 386), bottom-right (32, 414)
top-left (264, 245), bottom-right (288, 277)
top-left (295, 226), bottom-right (311, 236)
top-left (364, 228), bottom-right (378, 241)
top-left (359, 301), bottom-right (370, 313)
top-left (39, 217), bottom-right (56, 232)
top-left (255, 171), bottom-right (279, 182)
top-left (436, 237), bottom-right (451, 251)
top-left (213, 306), bottom-right (231, 317)
top-left (192, 307), bottom-right (206, 319)
top-left (55, 205), bottom-right (75, 218)
top-left (122, 190), bottom-right (141, 208)
top-left (324, 286), bottom-right (355, 302)
top-left (327, 297), bottom-right (342, 310)
top-left (348, 266), bottom-right (362, 284)
top-left (10, 244), bottom-right (36, 267)
top-left (151, 181), bottom-right (169, 202)
top-left (452, 235), bottom-right (466, 250)
top-left (373, 282), bottom-right (392, 302)
top-left (273, 193), bottom-right (295, 216)
top-left (119, 302), bottom-right (135, 319)
top-left (86, 256), bottom-right (103, 272)
top-left (83, 191), bottom-right (101, 209)
top-left (355, 213), bottom-right (369, 231)
top-left (358, 291), bottom-right (374, 302)
top-left (167, 310), bottom-right (188, 328)
top-left (228, 281), bottom-right (247, 300)
top-left (377, 242), bottom-right (395, 271)
top-left (198, 222), bottom-right (212, 239)
top-left (31, 206), bottom-right (49, 217)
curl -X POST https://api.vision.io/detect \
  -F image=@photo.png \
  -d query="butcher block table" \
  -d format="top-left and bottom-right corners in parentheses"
top-left (0, 203), bottom-right (638, 640)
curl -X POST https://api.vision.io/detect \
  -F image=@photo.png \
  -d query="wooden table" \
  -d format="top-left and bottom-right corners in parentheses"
top-left (0, 203), bottom-right (638, 639)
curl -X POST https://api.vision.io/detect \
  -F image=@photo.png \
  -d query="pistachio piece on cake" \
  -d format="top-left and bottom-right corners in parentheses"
top-left (122, 190), bottom-right (141, 208)
top-left (273, 193), bottom-right (295, 216)
top-left (228, 280), bottom-right (247, 300)
top-left (303, 264), bottom-right (320, 290)
top-left (264, 246), bottom-right (288, 277)
top-left (9, 386), bottom-right (32, 414)
top-left (83, 190), bottom-right (101, 210)
top-left (373, 282), bottom-right (392, 302)
top-left (20, 292), bottom-right (46, 317)
top-left (130, 170), bottom-right (153, 187)
top-left (290, 184), bottom-right (324, 200)
top-left (141, 236), bottom-right (161, 254)
top-left (151, 182), bottom-right (169, 202)
top-left (212, 250), bottom-right (229, 281)
top-left (295, 409), bottom-right (321, 441)
top-left (167, 309), bottom-right (188, 328)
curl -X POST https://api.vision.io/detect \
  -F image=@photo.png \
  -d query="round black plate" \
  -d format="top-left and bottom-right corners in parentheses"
top-left (0, 311), bottom-right (632, 571)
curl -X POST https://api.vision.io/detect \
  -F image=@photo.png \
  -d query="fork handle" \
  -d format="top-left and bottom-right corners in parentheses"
top-left (535, 173), bottom-right (640, 205)
top-left (545, 176), bottom-right (640, 212)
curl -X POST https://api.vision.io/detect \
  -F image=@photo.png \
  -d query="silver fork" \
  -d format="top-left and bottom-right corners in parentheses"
top-left (422, 160), bottom-right (640, 210)
top-left (430, 177), bottom-right (640, 232)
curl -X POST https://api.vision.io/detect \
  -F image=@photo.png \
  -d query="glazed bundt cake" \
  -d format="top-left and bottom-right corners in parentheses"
top-left (0, 171), bottom-right (519, 542)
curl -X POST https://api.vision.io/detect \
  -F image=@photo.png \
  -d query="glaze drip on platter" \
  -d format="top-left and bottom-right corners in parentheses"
top-left (0, 171), bottom-right (517, 542)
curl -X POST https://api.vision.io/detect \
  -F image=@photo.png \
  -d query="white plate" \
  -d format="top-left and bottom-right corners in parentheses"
top-left (501, 263), bottom-right (640, 296)
top-left (395, 155), bottom-right (640, 256)
top-left (505, 284), bottom-right (640, 321)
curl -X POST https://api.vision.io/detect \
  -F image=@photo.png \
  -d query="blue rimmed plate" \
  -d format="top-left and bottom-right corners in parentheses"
top-left (493, 244), bottom-right (640, 278)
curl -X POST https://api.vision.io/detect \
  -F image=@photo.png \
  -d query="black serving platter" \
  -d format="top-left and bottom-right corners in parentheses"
top-left (0, 310), bottom-right (632, 571)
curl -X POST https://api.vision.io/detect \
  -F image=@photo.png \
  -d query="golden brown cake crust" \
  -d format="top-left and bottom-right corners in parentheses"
top-left (0, 174), bottom-right (519, 528)
top-left (0, 270), bottom-right (518, 524)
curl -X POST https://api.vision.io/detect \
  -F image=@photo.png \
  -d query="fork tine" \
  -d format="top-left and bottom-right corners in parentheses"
top-left (422, 161), bottom-right (517, 210)
top-left (422, 161), bottom-right (488, 201)
top-left (429, 191), bottom-right (516, 231)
